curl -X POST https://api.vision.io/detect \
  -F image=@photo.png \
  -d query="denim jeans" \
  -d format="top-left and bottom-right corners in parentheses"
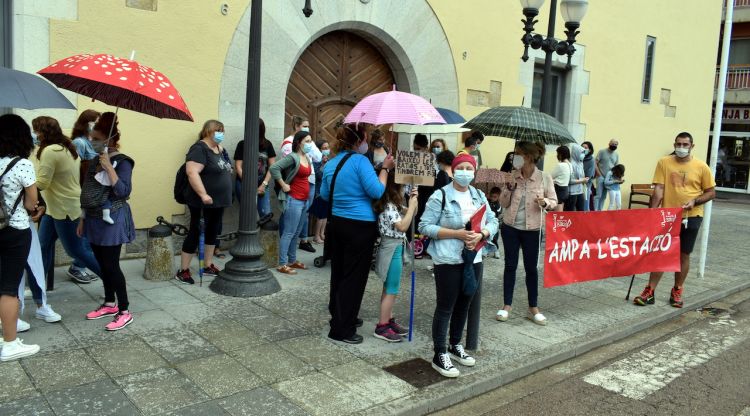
top-left (432, 263), bottom-right (482, 353)
top-left (26, 266), bottom-right (44, 305)
top-left (279, 197), bottom-right (308, 265)
top-left (500, 224), bottom-right (540, 308)
top-left (236, 179), bottom-right (271, 219)
top-left (39, 215), bottom-right (102, 286)
top-left (595, 177), bottom-right (608, 211)
top-left (583, 180), bottom-right (593, 212)
top-left (298, 182), bottom-right (315, 240)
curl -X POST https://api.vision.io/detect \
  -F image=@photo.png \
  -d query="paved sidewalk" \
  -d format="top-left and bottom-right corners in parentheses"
top-left (1, 202), bottom-right (748, 416)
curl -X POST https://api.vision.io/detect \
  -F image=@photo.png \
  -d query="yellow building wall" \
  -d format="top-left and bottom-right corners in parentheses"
top-left (47, 0), bottom-right (722, 228)
top-left (49, 0), bottom-right (251, 227)
top-left (428, 0), bottom-right (723, 198)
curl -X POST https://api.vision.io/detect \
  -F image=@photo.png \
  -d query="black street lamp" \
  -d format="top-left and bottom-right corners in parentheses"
top-left (210, 0), bottom-right (313, 297)
top-left (520, 0), bottom-right (588, 116)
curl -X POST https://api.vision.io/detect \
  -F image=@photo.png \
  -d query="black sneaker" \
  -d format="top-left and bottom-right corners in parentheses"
top-left (299, 241), bottom-right (316, 253)
top-left (448, 344), bottom-right (476, 367)
top-left (432, 352), bottom-right (460, 377)
top-left (67, 268), bottom-right (93, 284)
top-left (329, 333), bottom-right (363, 344)
top-left (355, 318), bottom-right (363, 328)
top-left (175, 269), bottom-right (195, 285)
top-left (203, 264), bottom-right (220, 278)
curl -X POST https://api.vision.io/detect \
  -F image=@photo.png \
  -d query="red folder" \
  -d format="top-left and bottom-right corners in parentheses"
top-left (469, 205), bottom-right (487, 252)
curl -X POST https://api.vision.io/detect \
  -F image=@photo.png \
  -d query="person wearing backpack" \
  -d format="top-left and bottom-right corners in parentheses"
top-left (418, 153), bottom-right (498, 378)
top-left (78, 113), bottom-right (137, 331)
top-left (0, 114), bottom-right (41, 361)
top-left (175, 120), bottom-right (233, 284)
top-left (320, 123), bottom-right (394, 344)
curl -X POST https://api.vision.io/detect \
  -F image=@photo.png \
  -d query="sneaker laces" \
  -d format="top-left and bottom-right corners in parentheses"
top-left (453, 344), bottom-right (468, 358)
top-left (440, 353), bottom-right (454, 369)
top-left (639, 287), bottom-right (652, 298)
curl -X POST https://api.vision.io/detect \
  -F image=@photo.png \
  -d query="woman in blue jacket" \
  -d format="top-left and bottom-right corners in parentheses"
top-left (320, 123), bottom-right (394, 344)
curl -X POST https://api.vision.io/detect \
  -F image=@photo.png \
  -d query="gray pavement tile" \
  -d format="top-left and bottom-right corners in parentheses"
top-left (10, 321), bottom-right (80, 356)
top-left (0, 361), bottom-right (36, 403)
top-left (44, 379), bottom-right (139, 416)
top-left (275, 372), bottom-right (375, 416)
top-left (139, 285), bottom-right (200, 307)
top-left (116, 367), bottom-right (209, 416)
top-left (164, 302), bottom-right (223, 326)
top-left (242, 313), bottom-right (309, 342)
top-left (321, 360), bottom-right (417, 404)
top-left (119, 291), bottom-right (160, 313)
top-left (230, 342), bottom-right (314, 384)
top-left (141, 328), bottom-right (220, 364)
top-left (215, 298), bottom-right (270, 321)
top-left (193, 319), bottom-right (265, 352)
top-left (0, 394), bottom-right (54, 415)
top-left (219, 386), bottom-right (310, 416)
top-left (23, 349), bottom-right (107, 392)
top-left (62, 316), bottom-right (135, 345)
top-left (176, 353), bottom-right (263, 399)
top-left (49, 298), bottom-right (100, 319)
top-left (163, 400), bottom-right (230, 416)
top-left (87, 337), bottom-right (167, 377)
top-left (278, 335), bottom-right (358, 370)
top-left (128, 309), bottom-right (186, 336)
top-left (124, 275), bottom-right (175, 291)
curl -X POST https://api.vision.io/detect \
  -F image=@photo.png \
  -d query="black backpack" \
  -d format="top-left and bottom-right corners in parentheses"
top-left (173, 163), bottom-right (190, 204)
top-left (0, 157), bottom-right (24, 230)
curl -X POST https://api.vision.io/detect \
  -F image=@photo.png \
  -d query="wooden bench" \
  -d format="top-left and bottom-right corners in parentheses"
top-left (628, 184), bottom-right (654, 208)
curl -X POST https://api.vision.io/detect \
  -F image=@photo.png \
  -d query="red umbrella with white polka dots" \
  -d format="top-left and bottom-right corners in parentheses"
top-left (37, 53), bottom-right (193, 121)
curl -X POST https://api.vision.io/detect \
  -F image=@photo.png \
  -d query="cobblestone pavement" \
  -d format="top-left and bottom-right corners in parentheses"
top-left (0, 202), bottom-right (748, 416)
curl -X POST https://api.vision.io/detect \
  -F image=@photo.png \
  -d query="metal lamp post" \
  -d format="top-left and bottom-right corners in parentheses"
top-left (210, 0), bottom-right (313, 297)
top-left (520, 0), bottom-right (588, 115)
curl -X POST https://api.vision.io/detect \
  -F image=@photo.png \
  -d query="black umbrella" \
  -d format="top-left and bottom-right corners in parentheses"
top-left (463, 106), bottom-right (574, 145)
top-left (0, 66), bottom-right (75, 110)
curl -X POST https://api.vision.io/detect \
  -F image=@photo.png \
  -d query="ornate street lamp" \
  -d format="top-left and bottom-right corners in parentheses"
top-left (520, 0), bottom-right (588, 115)
top-left (210, 0), bottom-right (313, 297)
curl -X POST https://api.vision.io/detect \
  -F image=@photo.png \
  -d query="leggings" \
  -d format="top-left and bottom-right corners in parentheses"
top-left (0, 227), bottom-right (32, 297)
top-left (501, 224), bottom-right (540, 308)
top-left (91, 244), bottom-right (129, 311)
top-left (182, 206), bottom-right (224, 254)
top-left (384, 245), bottom-right (403, 295)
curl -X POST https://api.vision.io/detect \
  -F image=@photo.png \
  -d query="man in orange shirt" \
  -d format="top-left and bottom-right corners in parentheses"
top-left (634, 132), bottom-right (716, 308)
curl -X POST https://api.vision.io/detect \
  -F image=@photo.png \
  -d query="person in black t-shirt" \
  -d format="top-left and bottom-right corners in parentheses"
top-left (233, 118), bottom-right (276, 218)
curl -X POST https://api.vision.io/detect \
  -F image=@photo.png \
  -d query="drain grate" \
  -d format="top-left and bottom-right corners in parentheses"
top-left (383, 358), bottom-right (444, 388)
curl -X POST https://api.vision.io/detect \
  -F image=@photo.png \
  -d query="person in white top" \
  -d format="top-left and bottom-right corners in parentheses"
top-left (0, 114), bottom-right (41, 361)
top-left (550, 146), bottom-right (572, 212)
top-left (280, 115), bottom-right (321, 253)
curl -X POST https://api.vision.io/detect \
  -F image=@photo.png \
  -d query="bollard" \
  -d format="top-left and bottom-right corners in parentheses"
top-left (258, 214), bottom-right (279, 268)
top-left (144, 223), bottom-right (175, 281)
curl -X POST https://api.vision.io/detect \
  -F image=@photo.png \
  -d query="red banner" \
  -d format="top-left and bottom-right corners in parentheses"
top-left (544, 208), bottom-right (682, 287)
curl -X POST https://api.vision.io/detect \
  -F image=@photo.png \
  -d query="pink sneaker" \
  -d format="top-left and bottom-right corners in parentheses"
top-left (105, 312), bottom-right (133, 331)
top-left (86, 304), bottom-right (119, 320)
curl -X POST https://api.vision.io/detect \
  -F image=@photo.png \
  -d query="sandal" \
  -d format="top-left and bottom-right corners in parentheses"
top-left (276, 265), bottom-right (297, 275)
top-left (289, 261), bottom-right (307, 270)
top-left (214, 249), bottom-right (226, 259)
top-left (527, 311), bottom-right (547, 326)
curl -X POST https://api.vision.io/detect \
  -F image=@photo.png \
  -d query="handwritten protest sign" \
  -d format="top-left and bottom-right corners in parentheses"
top-left (544, 208), bottom-right (682, 287)
top-left (395, 150), bottom-right (435, 186)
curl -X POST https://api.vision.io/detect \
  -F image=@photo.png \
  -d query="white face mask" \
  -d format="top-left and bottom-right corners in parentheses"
top-left (512, 154), bottom-right (525, 169)
top-left (675, 147), bottom-right (690, 158)
top-left (356, 140), bottom-right (369, 154)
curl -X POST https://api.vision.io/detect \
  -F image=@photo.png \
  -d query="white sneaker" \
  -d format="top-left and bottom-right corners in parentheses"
top-left (432, 352), bottom-right (460, 378)
top-left (495, 309), bottom-right (509, 322)
top-left (17, 319), bottom-right (30, 332)
top-left (35, 305), bottom-right (62, 323)
top-left (448, 344), bottom-right (476, 367)
top-left (0, 338), bottom-right (40, 361)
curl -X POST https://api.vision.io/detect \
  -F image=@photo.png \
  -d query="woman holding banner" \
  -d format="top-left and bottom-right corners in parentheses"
top-left (419, 153), bottom-right (498, 378)
top-left (495, 141), bottom-right (557, 326)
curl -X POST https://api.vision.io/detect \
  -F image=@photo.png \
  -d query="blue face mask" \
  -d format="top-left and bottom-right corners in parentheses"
top-left (31, 132), bottom-right (39, 146)
top-left (303, 142), bottom-right (313, 153)
top-left (322, 149), bottom-right (330, 157)
top-left (432, 147), bottom-right (442, 155)
top-left (301, 127), bottom-right (310, 133)
top-left (454, 170), bottom-right (474, 187)
top-left (213, 131), bottom-right (225, 143)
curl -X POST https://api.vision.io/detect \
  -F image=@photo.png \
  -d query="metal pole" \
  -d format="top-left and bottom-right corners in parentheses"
top-left (539, 0), bottom-right (557, 116)
top-left (698, 0), bottom-right (733, 279)
top-left (210, 0), bottom-right (281, 297)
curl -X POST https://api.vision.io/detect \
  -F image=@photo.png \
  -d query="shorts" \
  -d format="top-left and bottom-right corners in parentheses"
top-left (554, 184), bottom-right (569, 202)
top-left (680, 216), bottom-right (703, 255)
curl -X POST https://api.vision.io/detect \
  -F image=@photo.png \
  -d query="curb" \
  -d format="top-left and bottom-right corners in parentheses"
top-left (370, 278), bottom-right (750, 416)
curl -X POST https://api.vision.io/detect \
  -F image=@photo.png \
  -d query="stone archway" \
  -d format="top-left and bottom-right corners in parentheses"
top-left (219, 0), bottom-right (459, 147)
top-left (285, 30), bottom-right (396, 141)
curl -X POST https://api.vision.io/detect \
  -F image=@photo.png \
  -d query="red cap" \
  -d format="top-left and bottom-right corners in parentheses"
top-left (452, 152), bottom-right (477, 171)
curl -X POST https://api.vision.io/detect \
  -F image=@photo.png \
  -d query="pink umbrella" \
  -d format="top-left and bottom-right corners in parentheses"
top-left (343, 86), bottom-right (445, 125)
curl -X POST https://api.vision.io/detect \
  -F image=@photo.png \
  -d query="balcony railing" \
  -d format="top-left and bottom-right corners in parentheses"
top-left (716, 66), bottom-right (750, 90)
top-left (735, 0), bottom-right (750, 7)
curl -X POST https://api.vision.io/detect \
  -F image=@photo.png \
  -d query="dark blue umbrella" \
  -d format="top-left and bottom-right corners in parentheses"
top-left (433, 107), bottom-right (466, 124)
top-left (0, 66), bottom-right (75, 110)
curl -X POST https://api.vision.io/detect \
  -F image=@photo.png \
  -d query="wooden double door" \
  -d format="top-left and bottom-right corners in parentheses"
top-left (285, 31), bottom-right (395, 141)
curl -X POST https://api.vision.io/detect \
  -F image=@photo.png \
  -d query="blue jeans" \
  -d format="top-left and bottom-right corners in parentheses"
top-left (39, 215), bottom-right (102, 286)
top-left (236, 179), bottom-right (271, 219)
top-left (298, 182), bottom-right (315, 240)
top-left (583, 180), bottom-right (593, 211)
top-left (595, 177), bottom-right (608, 211)
top-left (279, 197), bottom-right (308, 265)
top-left (500, 224), bottom-right (540, 308)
